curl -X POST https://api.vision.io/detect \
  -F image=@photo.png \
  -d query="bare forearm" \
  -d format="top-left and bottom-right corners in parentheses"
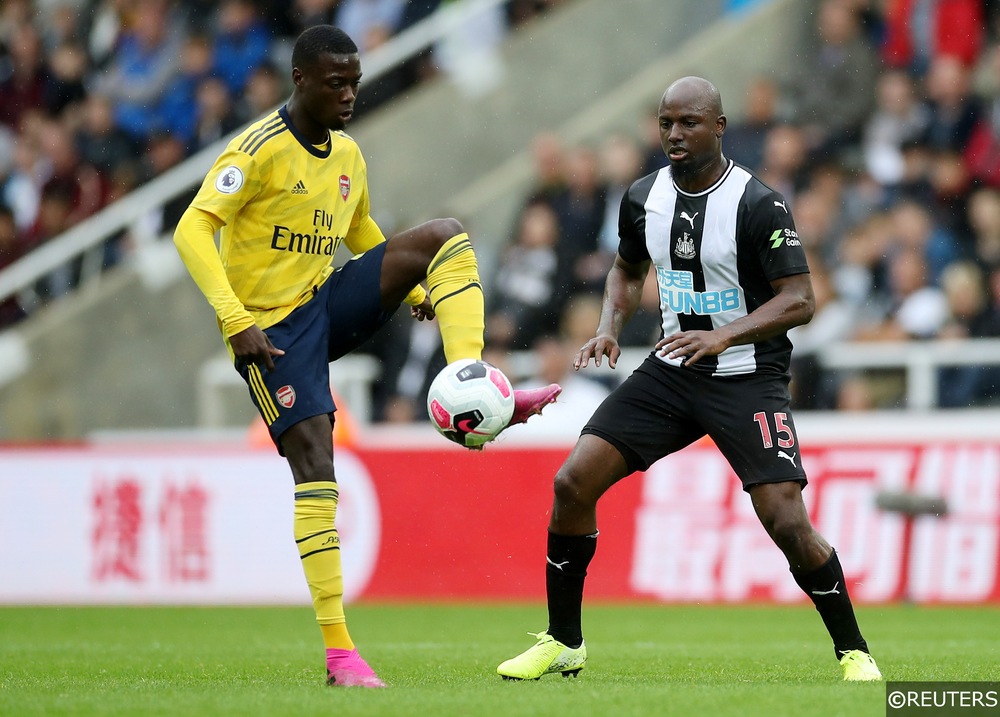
top-left (596, 259), bottom-right (648, 339)
top-left (717, 289), bottom-right (814, 348)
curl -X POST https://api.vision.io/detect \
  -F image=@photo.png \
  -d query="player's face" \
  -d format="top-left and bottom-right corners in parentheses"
top-left (298, 52), bottom-right (362, 132)
top-left (657, 90), bottom-right (725, 180)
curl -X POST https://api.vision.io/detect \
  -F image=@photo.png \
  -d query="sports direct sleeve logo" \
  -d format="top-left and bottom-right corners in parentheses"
top-left (768, 228), bottom-right (801, 248)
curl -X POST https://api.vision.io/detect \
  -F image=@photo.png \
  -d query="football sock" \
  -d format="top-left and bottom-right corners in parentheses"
top-left (791, 549), bottom-right (869, 659)
top-left (294, 481), bottom-right (354, 650)
top-left (320, 622), bottom-right (354, 650)
top-left (545, 530), bottom-right (598, 649)
top-left (425, 233), bottom-right (484, 363)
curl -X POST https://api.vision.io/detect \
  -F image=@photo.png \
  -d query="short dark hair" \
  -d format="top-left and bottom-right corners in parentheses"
top-left (291, 25), bottom-right (358, 70)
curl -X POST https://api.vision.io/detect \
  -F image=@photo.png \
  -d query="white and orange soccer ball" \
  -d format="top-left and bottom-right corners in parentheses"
top-left (427, 359), bottom-right (515, 448)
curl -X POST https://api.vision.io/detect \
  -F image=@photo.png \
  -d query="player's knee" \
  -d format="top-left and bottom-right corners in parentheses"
top-left (427, 217), bottom-right (466, 249)
top-left (764, 512), bottom-right (811, 552)
top-left (285, 445), bottom-right (335, 484)
top-left (553, 467), bottom-right (597, 509)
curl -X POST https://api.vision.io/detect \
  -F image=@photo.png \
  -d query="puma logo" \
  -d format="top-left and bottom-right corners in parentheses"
top-left (774, 200), bottom-right (787, 213)
top-left (546, 557), bottom-right (569, 571)
top-left (679, 210), bottom-right (698, 228)
top-left (812, 582), bottom-right (840, 596)
top-left (777, 450), bottom-right (797, 466)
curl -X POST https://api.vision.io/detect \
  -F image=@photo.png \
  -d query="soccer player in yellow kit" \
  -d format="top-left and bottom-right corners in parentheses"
top-left (173, 25), bottom-right (560, 687)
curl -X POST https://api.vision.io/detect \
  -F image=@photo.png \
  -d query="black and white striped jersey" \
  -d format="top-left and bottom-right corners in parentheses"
top-left (618, 159), bottom-right (809, 377)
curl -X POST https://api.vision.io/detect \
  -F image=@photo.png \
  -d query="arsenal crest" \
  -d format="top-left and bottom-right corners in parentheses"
top-left (339, 175), bottom-right (351, 201)
top-left (276, 385), bottom-right (296, 409)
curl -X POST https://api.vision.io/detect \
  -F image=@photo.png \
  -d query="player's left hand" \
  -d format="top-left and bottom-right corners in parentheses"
top-left (411, 296), bottom-right (435, 321)
top-left (655, 329), bottom-right (731, 366)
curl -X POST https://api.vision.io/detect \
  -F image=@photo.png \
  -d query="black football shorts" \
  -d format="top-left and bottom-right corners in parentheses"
top-left (582, 354), bottom-right (808, 490)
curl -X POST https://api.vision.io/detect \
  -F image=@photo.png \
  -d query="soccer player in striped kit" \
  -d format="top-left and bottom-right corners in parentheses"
top-left (497, 76), bottom-right (881, 683)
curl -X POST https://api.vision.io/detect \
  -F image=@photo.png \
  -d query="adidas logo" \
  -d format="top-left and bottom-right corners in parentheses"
top-left (291, 180), bottom-right (308, 195)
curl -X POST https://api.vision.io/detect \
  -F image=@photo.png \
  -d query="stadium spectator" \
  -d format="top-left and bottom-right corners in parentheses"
top-left (90, 0), bottom-right (186, 143)
top-left (964, 76), bottom-right (1000, 189)
top-left (524, 130), bottom-right (568, 205)
top-left (756, 123), bottom-right (809, 199)
top-left (919, 54), bottom-right (981, 152)
top-left (23, 178), bottom-right (76, 300)
top-left (190, 76), bottom-right (241, 150)
top-left (393, 0), bottom-right (442, 88)
top-left (783, 0), bottom-right (877, 157)
top-left (42, 41), bottom-right (88, 117)
top-left (789, 249), bottom-right (855, 409)
top-left (881, 0), bottom-right (984, 74)
top-left (937, 261), bottom-right (991, 407)
top-left (334, 0), bottom-right (407, 55)
top-left (639, 111), bottom-right (669, 175)
top-left (549, 144), bottom-right (606, 297)
top-left (84, 0), bottom-right (129, 69)
top-left (889, 198), bottom-right (962, 283)
top-left (0, 112), bottom-right (47, 232)
top-left (209, 0), bottom-right (271, 96)
top-left (862, 69), bottom-right (930, 186)
top-left (723, 74), bottom-right (779, 171)
top-left (76, 93), bottom-right (139, 174)
top-left (234, 62), bottom-right (286, 125)
top-left (487, 197), bottom-right (562, 351)
top-left (159, 34), bottom-right (216, 146)
top-left (435, 0), bottom-right (506, 96)
top-left (832, 212), bottom-right (894, 310)
top-left (36, 118), bottom-right (106, 227)
top-left (595, 132), bottom-right (643, 256)
top-left (968, 187), bottom-right (1000, 268)
top-left (0, 22), bottom-right (47, 130)
top-left (138, 131), bottom-right (193, 232)
top-left (858, 247), bottom-right (950, 342)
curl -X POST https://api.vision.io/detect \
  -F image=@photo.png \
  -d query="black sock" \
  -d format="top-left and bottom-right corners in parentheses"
top-left (792, 549), bottom-right (869, 659)
top-left (545, 530), bottom-right (598, 649)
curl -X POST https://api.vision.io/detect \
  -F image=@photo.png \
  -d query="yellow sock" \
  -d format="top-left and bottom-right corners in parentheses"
top-left (294, 481), bottom-right (354, 650)
top-left (320, 622), bottom-right (353, 650)
top-left (426, 233), bottom-right (484, 363)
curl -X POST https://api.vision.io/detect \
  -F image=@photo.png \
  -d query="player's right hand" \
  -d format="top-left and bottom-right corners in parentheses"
top-left (230, 325), bottom-right (285, 372)
top-left (574, 334), bottom-right (620, 371)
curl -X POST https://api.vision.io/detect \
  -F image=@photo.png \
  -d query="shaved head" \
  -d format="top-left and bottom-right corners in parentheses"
top-left (661, 76), bottom-right (724, 118)
top-left (657, 76), bottom-right (727, 190)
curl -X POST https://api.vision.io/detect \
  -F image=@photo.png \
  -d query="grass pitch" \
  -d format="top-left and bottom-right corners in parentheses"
top-left (1, 603), bottom-right (998, 717)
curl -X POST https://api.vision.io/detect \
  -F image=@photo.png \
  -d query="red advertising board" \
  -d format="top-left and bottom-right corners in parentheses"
top-left (355, 440), bottom-right (1000, 604)
top-left (0, 429), bottom-right (997, 604)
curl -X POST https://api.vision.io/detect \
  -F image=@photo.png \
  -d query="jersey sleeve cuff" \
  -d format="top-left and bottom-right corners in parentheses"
top-left (403, 284), bottom-right (427, 306)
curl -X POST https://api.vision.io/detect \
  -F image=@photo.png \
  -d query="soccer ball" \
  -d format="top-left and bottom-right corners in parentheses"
top-left (427, 359), bottom-right (515, 448)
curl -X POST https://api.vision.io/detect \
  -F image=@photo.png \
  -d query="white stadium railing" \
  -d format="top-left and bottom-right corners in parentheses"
top-left (817, 338), bottom-right (1000, 410)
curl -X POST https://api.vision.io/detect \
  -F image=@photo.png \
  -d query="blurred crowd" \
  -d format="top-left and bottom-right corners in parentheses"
top-left (5, 0), bottom-right (1000, 419)
top-left (0, 0), bottom-right (566, 322)
top-left (370, 0), bottom-right (1000, 421)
